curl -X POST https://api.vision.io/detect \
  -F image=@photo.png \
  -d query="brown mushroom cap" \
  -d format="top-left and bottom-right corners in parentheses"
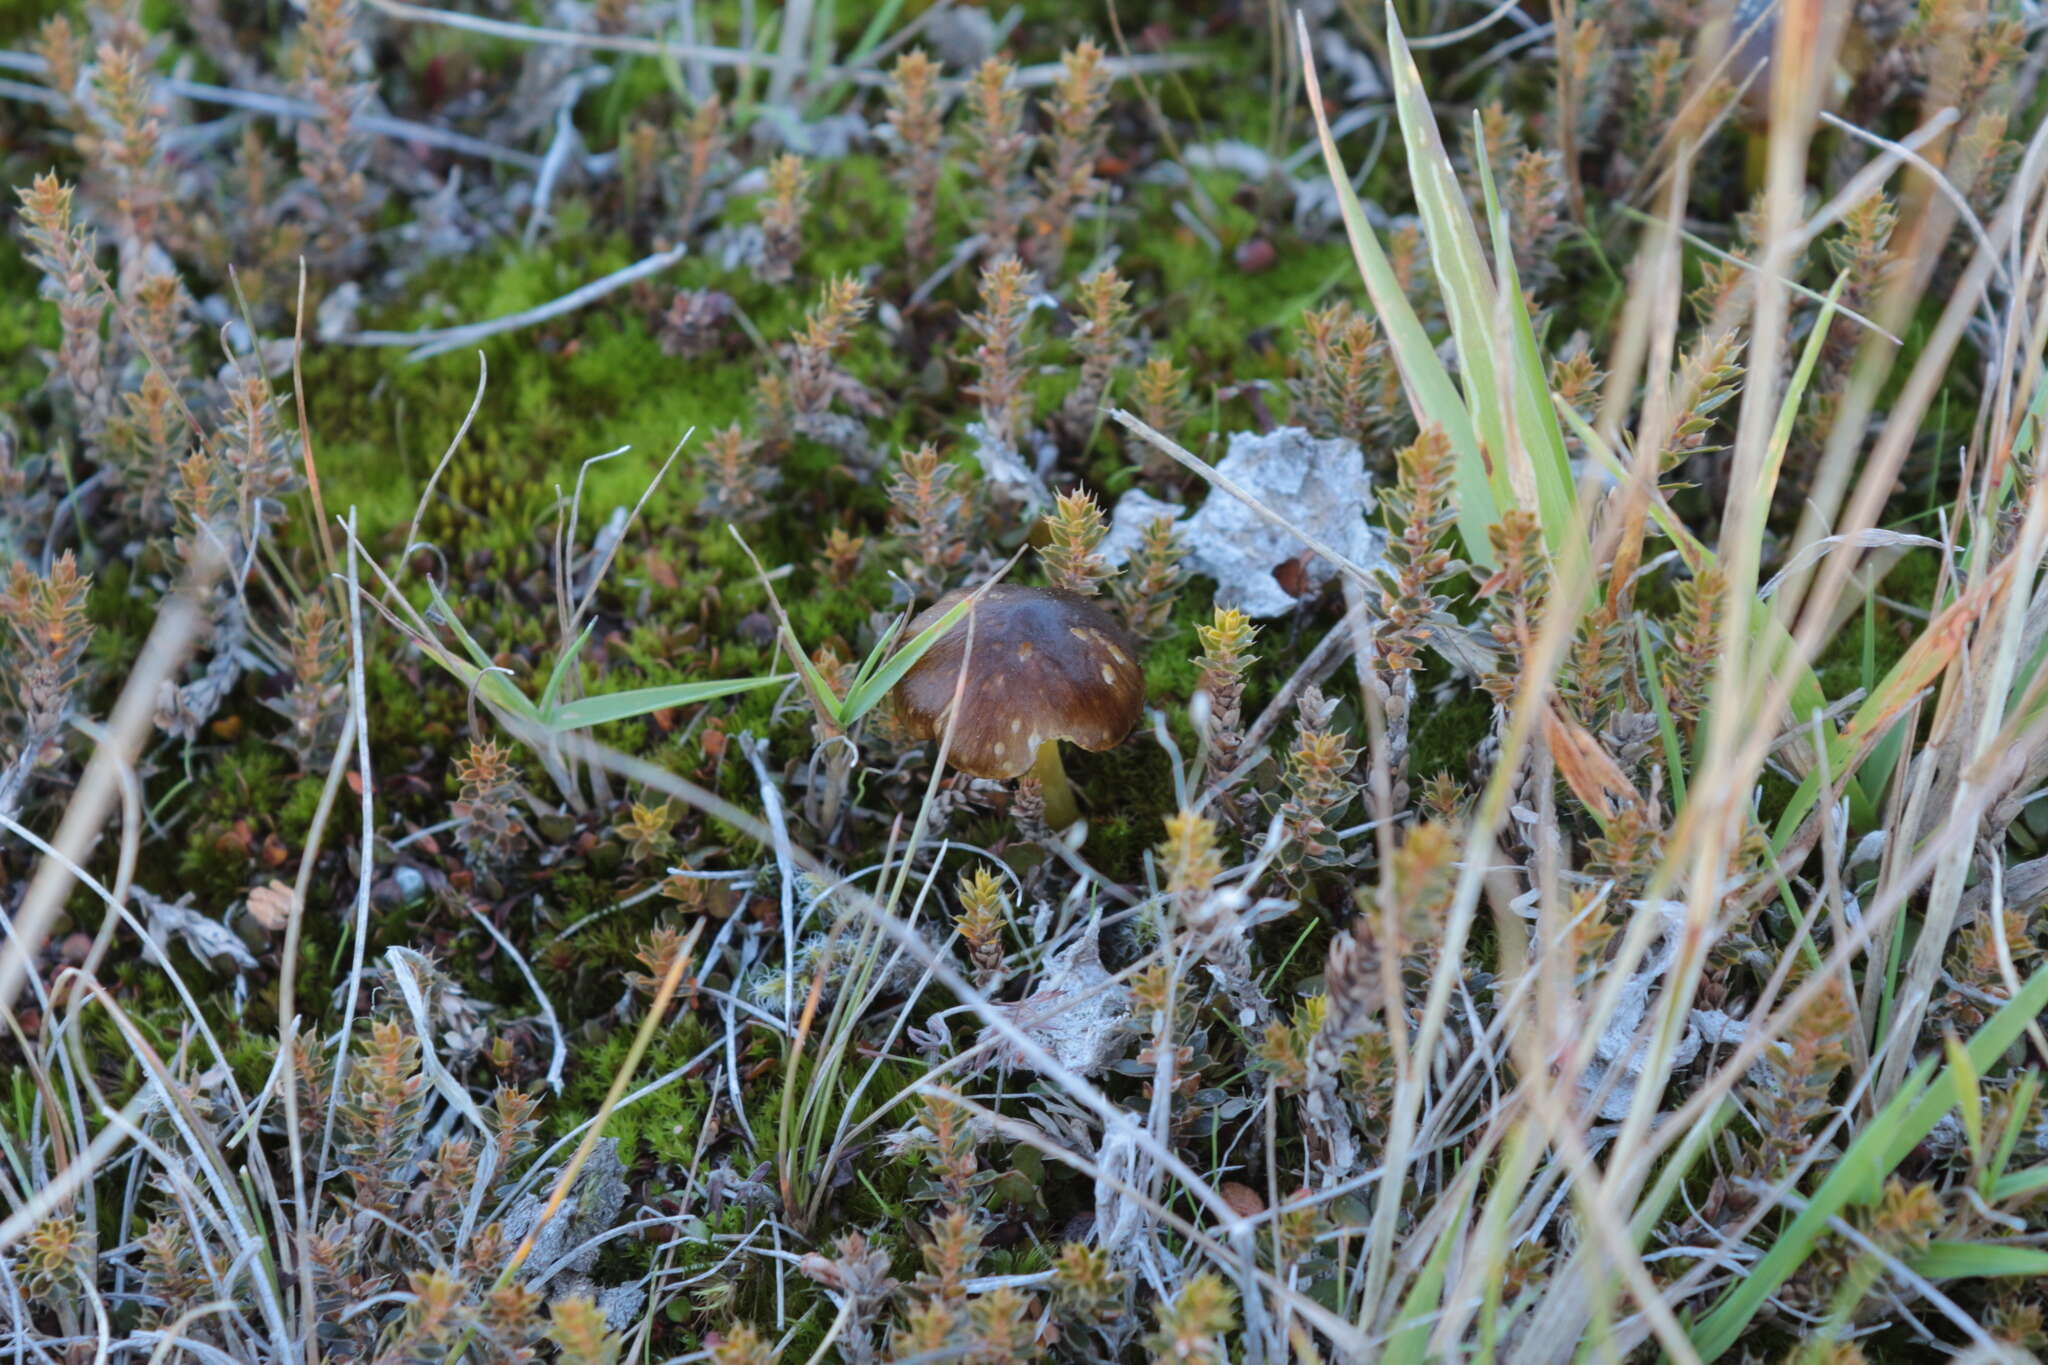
top-left (891, 584), bottom-right (1147, 780)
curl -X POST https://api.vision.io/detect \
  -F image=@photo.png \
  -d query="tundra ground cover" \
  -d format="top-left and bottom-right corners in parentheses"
top-left (3, 1), bottom-right (2048, 1361)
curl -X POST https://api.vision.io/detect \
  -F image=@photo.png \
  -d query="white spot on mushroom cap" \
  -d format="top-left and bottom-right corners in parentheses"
top-left (1100, 665), bottom-right (1117, 685)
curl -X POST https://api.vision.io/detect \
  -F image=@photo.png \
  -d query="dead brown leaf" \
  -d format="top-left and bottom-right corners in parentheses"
top-left (1219, 1181), bottom-right (1266, 1217)
top-left (1542, 704), bottom-right (1637, 824)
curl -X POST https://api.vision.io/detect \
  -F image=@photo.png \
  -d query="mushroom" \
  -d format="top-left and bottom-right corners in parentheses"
top-left (891, 584), bottom-right (1146, 830)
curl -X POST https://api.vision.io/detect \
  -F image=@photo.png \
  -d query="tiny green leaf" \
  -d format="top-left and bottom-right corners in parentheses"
top-left (544, 675), bottom-right (793, 732)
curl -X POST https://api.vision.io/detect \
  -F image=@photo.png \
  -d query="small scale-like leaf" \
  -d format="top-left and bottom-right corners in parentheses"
top-left (544, 674), bottom-right (793, 732)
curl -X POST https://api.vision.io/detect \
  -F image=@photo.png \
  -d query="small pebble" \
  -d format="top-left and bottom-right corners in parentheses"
top-left (392, 865), bottom-right (428, 905)
top-left (737, 611), bottom-right (778, 646)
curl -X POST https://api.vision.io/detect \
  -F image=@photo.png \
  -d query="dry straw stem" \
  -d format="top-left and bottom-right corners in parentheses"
top-left (1281, 8), bottom-right (2046, 1353)
top-left (269, 276), bottom-right (396, 1361)
top-left (1514, 70), bottom-right (2048, 1365)
top-left (356, 0), bottom-right (1201, 90)
top-left (1604, 8), bottom-right (1824, 1164)
top-left (1117, 330), bottom-right (1643, 1340)
top-left (495, 917), bottom-right (707, 1290)
top-left (1779, 118), bottom-right (2017, 615)
top-left (274, 697), bottom-right (359, 1365)
top-left (308, 508), bottom-right (381, 1209)
top-left (340, 242), bottom-right (689, 361)
top-left (0, 49), bottom-right (542, 168)
top-left (1759, 118), bottom-right (2048, 1105)
top-left (57, 712), bottom-right (143, 994)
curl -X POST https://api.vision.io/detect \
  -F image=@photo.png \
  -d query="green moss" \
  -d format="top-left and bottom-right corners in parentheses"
top-left (1407, 667), bottom-right (1494, 787)
top-left (174, 741), bottom-right (296, 903)
top-left (1072, 736), bottom-right (1180, 881)
top-left (0, 0), bottom-right (71, 44)
top-left (0, 240), bottom-right (59, 407)
top-left (554, 1011), bottom-right (715, 1168)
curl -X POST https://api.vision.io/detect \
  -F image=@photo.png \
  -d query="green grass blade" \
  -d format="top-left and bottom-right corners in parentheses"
top-left (1557, 400), bottom-right (1864, 822)
top-left (1945, 1035), bottom-right (1983, 1163)
top-left (1632, 1098), bottom-right (1733, 1244)
top-left (840, 591), bottom-right (978, 723)
top-left (538, 620), bottom-right (598, 717)
top-left (810, 0), bottom-right (905, 113)
top-left (782, 625), bottom-right (850, 730)
top-left (1909, 1242), bottom-right (2048, 1280)
top-left (846, 611), bottom-right (908, 695)
top-left (1770, 585), bottom-right (1976, 846)
top-left (544, 674), bottom-right (793, 732)
top-left (1294, 12), bottom-right (1496, 565)
top-left (1985, 1072), bottom-right (2041, 1198)
top-left (427, 579), bottom-right (503, 676)
top-left (1384, 1183), bottom-right (1469, 1365)
top-left (1383, 15), bottom-right (1517, 532)
top-left (1637, 620), bottom-right (1689, 806)
top-left (1471, 112), bottom-right (1579, 559)
top-left (1755, 273), bottom-right (1846, 513)
top-left (417, 581), bottom-right (543, 722)
top-left (1990, 1163), bottom-right (2048, 1204)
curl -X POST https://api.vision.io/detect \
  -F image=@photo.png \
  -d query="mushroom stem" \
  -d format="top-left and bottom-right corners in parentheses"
top-left (1029, 741), bottom-right (1079, 830)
